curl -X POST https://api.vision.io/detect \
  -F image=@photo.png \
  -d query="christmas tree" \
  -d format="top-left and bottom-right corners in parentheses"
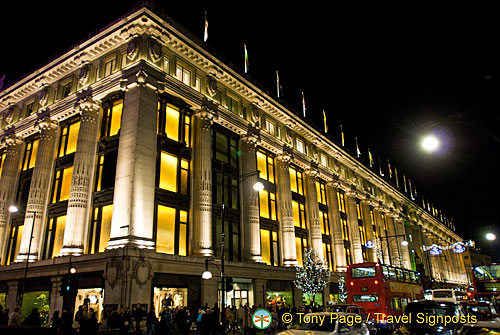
top-left (294, 248), bottom-right (331, 304)
top-left (338, 275), bottom-right (347, 303)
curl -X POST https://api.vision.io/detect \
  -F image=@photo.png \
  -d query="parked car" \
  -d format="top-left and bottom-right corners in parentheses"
top-left (459, 319), bottom-right (500, 334)
top-left (327, 304), bottom-right (378, 334)
top-left (460, 301), bottom-right (499, 322)
top-left (278, 312), bottom-right (369, 335)
top-left (393, 300), bottom-right (466, 335)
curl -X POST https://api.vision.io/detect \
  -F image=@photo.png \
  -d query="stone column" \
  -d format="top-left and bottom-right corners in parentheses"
top-left (6, 281), bottom-right (19, 312)
top-left (386, 214), bottom-right (402, 267)
top-left (253, 279), bottom-right (267, 307)
top-left (108, 72), bottom-right (157, 250)
top-left (191, 102), bottom-right (217, 257)
top-left (61, 97), bottom-right (100, 256)
top-left (393, 217), bottom-right (411, 269)
top-left (345, 192), bottom-right (363, 264)
top-left (418, 226), bottom-right (433, 277)
top-left (360, 201), bottom-right (376, 262)
top-left (240, 126), bottom-right (262, 262)
top-left (373, 209), bottom-right (390, 265)
top-left (276, 148), bottom-right (296, 267)
top-left (0, 135), bottom-right (24, 263)
top-left (17, 117), bottom-right (58, 262)
top-left (303, 165), bottom-right (323, 262)
top-left (201, 276), bottom-right (218, 307)
top-left (326, 180), bottom-right (346, 271)
top-left (49, 276), bottom-right (63, 316)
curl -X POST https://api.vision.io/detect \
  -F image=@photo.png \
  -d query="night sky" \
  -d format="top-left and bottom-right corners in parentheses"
top-left (1, 2), bottom-right (498, 260)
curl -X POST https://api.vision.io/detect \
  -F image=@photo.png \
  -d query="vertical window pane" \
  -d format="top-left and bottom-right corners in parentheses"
top-left (157, 205), bottom-right (176, 254)
top-left (184, 116), bottom-right (191, 146)
top-left (166, 105), bottom-right (180, 141)
top-left (256, 151), bottom-right (267, 181)
top-left (179, 210), bottom-right (188, 256)
top-left (12, 226), bottom-right (23, 264)
top-left (272, 231), bottom-right (279, 266)
top-left (289, 168), bottom-right (297, 193)
top-left (29, 140), bottom-right (38, 169)
top-left (180, 159), bottom-right (189, 195)
top-left (160, 152), bottom-right (178, 192)
top-left (296, 237), bottom-right (303, 266)
top-left (292, 201), bottom-right (300, 227)
top-left (259, 190), bottom-right (270, 219)
top-left (99, 205), bottom-right (113, 253)
top-left (215, 132), bottom-right (228, 163)
top-left (270, 193), bottom-right (277, 221)
top-left (59, 166), bottom-right (74, 202)
top-left (66, 122), bottom-right (80, 155)
top-left (110, 100), bottom-right (122, 136)
top-left (268, 157), bottom-right (275, 183)
top-left (261, 229), bottom-right (271, 265)
top-left (52, 216), bottom-right (67, 258)
top-left (297, 172), bottom-right (303, 195)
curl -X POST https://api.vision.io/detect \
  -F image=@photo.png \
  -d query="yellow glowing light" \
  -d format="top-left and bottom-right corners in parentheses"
top-left (422, 135), bottom-right (439, 152)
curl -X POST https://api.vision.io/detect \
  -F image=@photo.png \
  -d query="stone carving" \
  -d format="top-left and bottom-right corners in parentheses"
top-left (127, 37), bottom-right (141, 61)
top-left (105, 258), bottom-right (123, 289)
top-left (149, 39), bottom-right (162, 63)
top-left (207, 76), bottom-right (218, 97)
top-left (132, 258), bottom-right (153, 288)
top-left (136, 70), bottom-right (148, 86)
top-left (39, 86), bottom-right (49, 107)
top-left (251, 104), bottom-right (260, 127)
top-left (284, 128), bottom-right (293, 147)
top-left (78, 64), bottom-right (91, 87)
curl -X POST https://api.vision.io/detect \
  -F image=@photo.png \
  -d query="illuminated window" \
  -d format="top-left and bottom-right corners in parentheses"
top-left (157, 100), bottom-right (191, 146)
top-left (323, 242), bottom-right (333, 271)
top-left (22, 138), bottom-right (38, 171)
top-left (356, 203), bottom-right (362, 220)
top-left (337, 192), bottom-right (346, 213)
top-left (261, 229), bottom-right (279, 266)
top-left (6, 225), bottom-right (23, 265)
top-left (176, 64), bottom-right (191, 85)
top-left (0, 150), bottom-right (6, 179)
top-left (319, 210), bottom-right (329, 235)
top-left (265, 119), bottom-right (276, 136)
top-left (61, 82), bottom-right (72, 99)
top-left (226, 95), bottom-right (238, 114)
top-left (89, 205), bottom-right (113, 254)
top-left (296, 138), bottom-right (305, 154)
top-left (214, 130), bottom-right (238, 167)
top-left (295, 237), bottom-right (308, 266)
top-left (370, 209), bottom-right (378, 238)
top-left (156, 206), bottom-right (188, 256)
top-left (101, 99), bottom-right (122, 138)
top-left (341, 217), bottom-right (349, 241)
top-left (51, 166), bottom-right (73, 203)
top-left (289, 166), bottom-right (304, 195)
top-left (25, 102), bottom-right (35, 117)
top-left (316, 181), bottom-right (327, 205)
top-left (104, 58), bottom-right (116, 77)
top-left (58, 121), bottom-right (80, 158)
top-left (292, 201), bottom-right (307, 229)
top-left (320, 153), bottom-right (328, 167)
top-left (164, 57), bottom-right (170, 73)
top-left (256, 150), bottom-right (275, 183)
top-left (195, 76), bottom-right (201, 91)
top-left (159, 152), bottom-right (178, 192)
top-left (44, 215), bottom-right (67, 259)
top-left (259, 190), bottom-right (277, 221)
top-left (184, 115), bottom-right (191, 146)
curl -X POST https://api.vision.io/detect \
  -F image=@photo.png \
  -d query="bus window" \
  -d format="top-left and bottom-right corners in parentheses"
top-left (403, 271), bottom-right (410, 283)
top-left (409, 272), bottom-right (416, 283)
top-left (396, 269), bottom-right (404, 281)
top-left (353, 294), bottom-right (379, 302)
top-left (352, 266), bottom-right (377, 278)
top-left (391, 297), bottom-right (402, 311)
top-left (382, 266), bottom-right (389, 278)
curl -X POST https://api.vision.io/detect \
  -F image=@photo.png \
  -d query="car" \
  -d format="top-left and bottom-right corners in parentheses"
top-left (327, 304), bottom-right (378, 334)
top-left (393, 300), bottom-right (467, 335)
top-left (459, 301), bottom-right (499, 322)
top-left (278, 312), bottom-right (370, 335)
top-left (458, 319), bottom-right (500, 334)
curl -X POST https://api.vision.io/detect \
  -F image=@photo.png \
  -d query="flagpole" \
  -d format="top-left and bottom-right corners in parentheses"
top-left (355, 137), bottom-right (360, 158)
top-left (302, 91), bottom-right (306, 118)
top-left (276, 71), bottom-right (280, 98)
top-left (203, 10), bottom-right (208, 43)
top-left (340, 125), bottom-right (344, 147)
top-left (323, 109), bottom-right (328, 133)
top-left (244, 43), bottom-right (249, 74)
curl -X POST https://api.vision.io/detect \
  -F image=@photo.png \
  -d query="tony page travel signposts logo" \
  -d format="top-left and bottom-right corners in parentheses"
top-left (252, 309), bottom-right (272, 329)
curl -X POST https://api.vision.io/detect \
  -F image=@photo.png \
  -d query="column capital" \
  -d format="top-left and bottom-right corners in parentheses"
top-left (304, 164), bottom-right (319, 180)
top-left (194, 98), bottom-right (218, 123)
top-left (77, 96), bottom-right (101, 114)
top-left (2, 134), bottom-right (23, 148)
top-left (241, 124), bottom-right (261, 148)
top-left (276, 145), bottom-right (293, 164)
top-left (35, 115), bottom-right (58, 133)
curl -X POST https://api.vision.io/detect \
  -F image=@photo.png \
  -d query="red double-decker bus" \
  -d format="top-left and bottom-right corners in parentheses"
top-left (472, 264), bottom-right (500, 303)
top-left (346, 262), bottom-right (424, 320)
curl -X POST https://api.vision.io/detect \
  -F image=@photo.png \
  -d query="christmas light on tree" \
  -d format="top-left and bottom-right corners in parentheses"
top-left (294, 248), bottom-right (331, 304)
top-left (338, 275), bottom-right (347, 303)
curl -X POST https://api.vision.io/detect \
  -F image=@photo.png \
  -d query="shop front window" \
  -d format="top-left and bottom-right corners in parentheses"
top-left (154, 287), bottom-right (188, 316)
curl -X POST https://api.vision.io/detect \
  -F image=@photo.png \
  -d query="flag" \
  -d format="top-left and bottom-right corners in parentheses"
top-left (403, 174), bottom-right (407, 192)
top-left (422, 198), bottom-right (426, 208)
top-left (378, 154), bottom-right (384, 177)
top-left (340, 125), bottom-right (345, 146)
top-left (244, 43), bottom-right (249, 73)
top-left (276, 71), bottom-right (281, 97)
top-left (203, 10), bottom-right (208, 42)
top-left (395, 168), bottom-right (399, 187)
top-left (355, 137), bottom-right (361, 158)
top-left (368, 149), bottom-right (374, 167)
top-left (0, 74), bottom-right (5, 91)
top-left (408, 178), bottom-right (414, 199)
top-left (301, 91), bottom-right (306, 117)
top-left (323, 109), bottom-right (328, 133)
top-left (387, 159), bottom-right (393, 179)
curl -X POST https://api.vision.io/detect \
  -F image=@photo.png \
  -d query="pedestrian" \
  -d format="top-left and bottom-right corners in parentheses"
top-left (8, 307), bottom-right (22, 327)
top-left (0, 304), bottom-right (8, 325)
top-left (87, 308), bottom-right (98, 335)
top-left (23, 307), bottom-right (41, 326)
top-left (146, 307), bottom-right (156, 335)
top-left (107, 310), bottom-right (122, 335)
top-left (51, 311), bottom-right (62, 330)
top-left (132, 303), bottom-right (145, 334)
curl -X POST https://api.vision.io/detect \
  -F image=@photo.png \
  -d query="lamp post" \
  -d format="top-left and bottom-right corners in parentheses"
top-left (9, 205), bottom-right (36, 306)
top-left (366, 230), bottom-right (409, 267)
top-left (203, 162), bottom-right (263, 329)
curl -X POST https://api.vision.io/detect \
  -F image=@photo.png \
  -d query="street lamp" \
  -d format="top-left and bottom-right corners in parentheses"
top-left (486, 233), bottom-right (497, 241)
top-left (9, 205), bottom-right (36, 306)
top-left (421, 135), bottom-right (440, 152)
top-left (365, 231), bottom-right (409, 267)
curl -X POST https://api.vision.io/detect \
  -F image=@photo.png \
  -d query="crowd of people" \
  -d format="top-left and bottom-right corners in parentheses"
top-left (0, 302), bottom-right (325, 334)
